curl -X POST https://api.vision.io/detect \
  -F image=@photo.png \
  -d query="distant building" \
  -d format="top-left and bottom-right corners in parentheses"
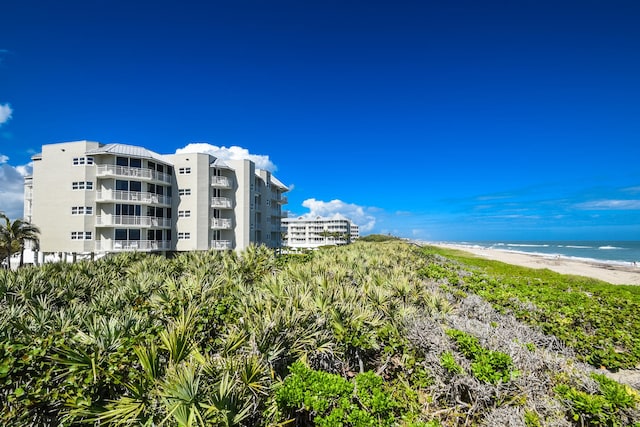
top-left (24, 140), bottom-right (288, 259)
top-left (281, 216), bottom-right (359, 249)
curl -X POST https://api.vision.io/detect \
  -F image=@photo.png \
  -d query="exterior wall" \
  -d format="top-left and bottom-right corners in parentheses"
top-left (350, 223), bottom-right (360, 241)
top-left (170, 153), bottom-right (211, 251)
top-left (282, 216), bottom-right (355, 249)
top-left (31, 141), bottom-right (100, 253)
top-left (255, 170), bottom-right (287, 248)
top-left (26, 141), bottom-right (288, 256)
top-left (226, 159), bottom-right (254, 252)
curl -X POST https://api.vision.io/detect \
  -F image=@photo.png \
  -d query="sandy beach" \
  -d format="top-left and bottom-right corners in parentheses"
top-left (432, 243), bottom-right (640, 286)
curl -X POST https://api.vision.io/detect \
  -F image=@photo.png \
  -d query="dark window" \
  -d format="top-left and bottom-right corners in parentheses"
top-left (166, 208), bottom-right (172, 219)
top-left (116, 180), bottom-right (128, 191)
top-left (116, 157), bottom-right (128, 166)
top-left (148, 161), bottom-right (155, 170)
top-left (129, 229), bottom-right (141, 240)
top-left (156, 229), bottom-right (163, 240)
top-left (130, 181), bottom-right (142, 192)
top-left (147, 230), bottom-right (154, 240)
top-left (155, 208), bottom-right (163, 218)
top-left (166, 187), bottom-right (172, 197)
top-left (157, 186), bottom-right (164, 196)
top-left (115, 229), bottom-right (127, 240)
top-left (130, 158), bottom-right (141, 168)
top-left (167, 166), bottom-right (173, 176)
top-left (157, 164), bottom-right (164, 173)
top-left (166, 230), bottom-right (172, 241)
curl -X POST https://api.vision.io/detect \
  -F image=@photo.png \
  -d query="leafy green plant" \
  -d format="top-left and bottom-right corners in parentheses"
top-left (446, 329), bottom-right (516, 384)
top-left (274, 361), bottom-right (399, 426)
top-left (440, 351), bottom-right (463, 375)
top-left (554, 373), bottom-right (640, 426)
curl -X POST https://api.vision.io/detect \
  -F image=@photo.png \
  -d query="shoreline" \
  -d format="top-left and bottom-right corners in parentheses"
top-left (430, 243), bottom-right (640, 286)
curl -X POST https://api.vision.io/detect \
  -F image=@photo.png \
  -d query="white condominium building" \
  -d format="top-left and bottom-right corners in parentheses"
top-left (281, 216), bottom-right (359, 249)
top-left (24, 140), bottom-right (288, 257)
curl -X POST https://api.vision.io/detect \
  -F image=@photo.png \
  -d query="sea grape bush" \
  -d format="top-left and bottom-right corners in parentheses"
top-left (274, 361), bottom-right (398, 427)
top-left (445, 329), bottom-right (516, 384)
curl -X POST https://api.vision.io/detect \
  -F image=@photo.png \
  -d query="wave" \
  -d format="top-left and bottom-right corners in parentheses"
top-left (506, 244), bottom-right (550, 248)
top-left (599, 245), bottom-right (623, 250)
top-left (564, 245), bottom-right (593, 249)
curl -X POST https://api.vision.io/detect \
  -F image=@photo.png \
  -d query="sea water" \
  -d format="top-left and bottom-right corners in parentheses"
top-left (445, 241), bottom-right (640, 266)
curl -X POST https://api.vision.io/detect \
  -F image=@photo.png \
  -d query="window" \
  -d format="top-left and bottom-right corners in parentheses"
top-left (71, 206), bottom-right (93, 215)
top-left (179, 188), bottom-right (191, 196)
top-left (73, 157), bottom-right (94, 165)
top-left (179, 167), bottom-right (191, 174)
top-left (178, 232), bottom-right (190, 239)
top-left (72, 181), bottom-right (93, 190)
top-left (116, 204), bottom-right (141, 216)
top-left (115, 229), bottom-right (140, 240)
top-left (116, 180), bottom-right (129, 191)
top-left (149, 229), bottom-right (164, 241)
top-left (71, 231), bottom-right (92, 240)
top-left (115, 180), bottom-right (143, 192)
top-left (178, 210), bottom-right (191, 218)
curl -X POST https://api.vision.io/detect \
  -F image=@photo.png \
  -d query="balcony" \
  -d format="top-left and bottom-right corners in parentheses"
top-left (96, 190), bottom-right (171, 206)
top-left (211, 176), bottom-right (231, 188)
top-left (211, 240), bottom-right (232, 250)
top-left (96, 165), bottom-right (172, 183)
top-left (95, 239), bottom-right (171, 252)
top-left (211, 218), bottom-right (232, 229)
top-left (211, 197), bottom-right (232, 209)
top-left (96, 215), bottom-right (172, 228)
top-left (275, 196), bottom-right (288, 205)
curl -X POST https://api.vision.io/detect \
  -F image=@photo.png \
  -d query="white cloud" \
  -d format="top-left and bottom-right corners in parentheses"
top-left (0, 103), bottom-right (13, 126)
top-left (175, 143), bottom-right (277, 172)
top-left (299, 198), bottom-right (377, 232)
top-left (0, 155), bottom-right (32, 219)
top-left (575, 199), bottom-right (640, 210)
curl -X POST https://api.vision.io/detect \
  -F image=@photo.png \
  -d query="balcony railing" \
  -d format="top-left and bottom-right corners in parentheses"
top-left (275, 196), bottom-right (288, 205)
top-left (211, 197), bottom-right (232, 208)
top-left (211, 218), bottom-right (232, 229)
top-left (211, 176), bottom-right (231, 188)
top-left (211, 240), bottom-right (232, 250)
top-left (96, 215), bottom-right (172, 228)
top-left (96, 190), bottom-right (171, 205)
top-left (95, 240), bottom-right (171, 252)
top-left (96, 165), bottom-right (171, 183)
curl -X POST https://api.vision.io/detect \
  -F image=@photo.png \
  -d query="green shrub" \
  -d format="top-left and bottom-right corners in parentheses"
top-left (440, 351), bottom-right (463, 375)
top-left (275, 361), bottom-right (399, 426)
top-left (555, 373), bottom-right (639, 426)
top-left (446, 329), bottom-right (516, 384)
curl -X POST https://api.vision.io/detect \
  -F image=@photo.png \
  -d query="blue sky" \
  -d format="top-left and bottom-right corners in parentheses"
top-left (1, 0), bottom-right (639, 241)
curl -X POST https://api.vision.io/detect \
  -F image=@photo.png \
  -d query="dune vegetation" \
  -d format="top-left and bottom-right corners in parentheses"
top-left (1, 241), bottom-right (639, 426)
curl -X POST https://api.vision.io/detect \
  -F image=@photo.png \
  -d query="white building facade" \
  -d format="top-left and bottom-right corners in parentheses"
top-left (281, 216), bottom-right (359, 249)
top-left (24, 141), bottom-right (288, 258)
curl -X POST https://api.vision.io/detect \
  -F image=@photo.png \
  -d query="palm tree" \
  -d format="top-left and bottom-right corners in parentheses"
top-left (0, 212), bottom-right (40, 269)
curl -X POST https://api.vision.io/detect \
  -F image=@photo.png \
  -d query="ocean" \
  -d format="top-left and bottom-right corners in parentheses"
top-left (442, 241), bottom-right (640, 266)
